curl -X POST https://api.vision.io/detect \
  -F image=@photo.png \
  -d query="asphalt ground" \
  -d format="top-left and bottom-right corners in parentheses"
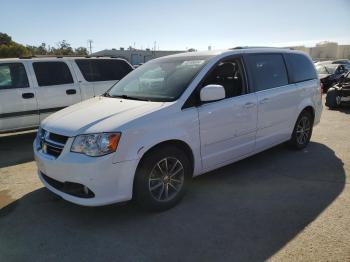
top-left (0, 101), bottom-right (349, 261)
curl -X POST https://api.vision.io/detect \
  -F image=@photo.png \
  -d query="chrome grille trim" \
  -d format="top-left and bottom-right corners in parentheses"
top-left (38, 129), bottom-right (68, 158)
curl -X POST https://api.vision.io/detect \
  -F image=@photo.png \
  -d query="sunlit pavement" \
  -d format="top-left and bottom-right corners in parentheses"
top-left (1, 102), bottom-right (350, 261)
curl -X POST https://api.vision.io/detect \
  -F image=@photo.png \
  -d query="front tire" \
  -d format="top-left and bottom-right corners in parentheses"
top-left (288, 110), bottom-right (313, 150)
top-left (134, 146), bottom-right (191, 211)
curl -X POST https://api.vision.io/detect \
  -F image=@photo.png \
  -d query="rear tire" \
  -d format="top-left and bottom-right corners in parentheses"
top-left (134, 146), bottom-right (191, 211)
top-left (326, 88), bottom-right (341, 109)
top-left (288, 110), bottom-right (313, 150)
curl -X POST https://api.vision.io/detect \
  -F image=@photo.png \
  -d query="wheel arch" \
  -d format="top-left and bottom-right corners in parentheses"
top-left (136, 139), bottom-right (195, 175)
top-left (301, 105), bottom-right (315, 122)
top-left (296, 98), bottom-right (316, 125)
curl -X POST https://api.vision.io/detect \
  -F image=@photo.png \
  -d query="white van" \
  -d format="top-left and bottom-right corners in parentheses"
top-left (0, 57), bottom-right (133, 133)
top-left (34, 48), bottom-right (323, 211)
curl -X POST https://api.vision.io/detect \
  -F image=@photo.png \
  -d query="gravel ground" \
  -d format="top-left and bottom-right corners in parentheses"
top-left (0, 102), bottom-right (349, 262)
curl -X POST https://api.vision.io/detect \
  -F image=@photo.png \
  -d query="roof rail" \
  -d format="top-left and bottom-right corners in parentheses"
top-left (229, 46), bottom-right (280, 50)
top-left (19, 55), bottom-right (37, 59)
top-left (16, 55), bottom-right (127, 60)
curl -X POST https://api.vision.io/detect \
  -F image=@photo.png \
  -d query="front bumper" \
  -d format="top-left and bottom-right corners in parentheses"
top-left (34, 140), bottom-right (138, 206)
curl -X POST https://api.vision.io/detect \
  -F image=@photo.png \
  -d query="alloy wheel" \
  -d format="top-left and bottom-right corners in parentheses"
top-left (148, 157), bottom-right (185, 202)
top-left (296, 116), bottom-right (311, 145)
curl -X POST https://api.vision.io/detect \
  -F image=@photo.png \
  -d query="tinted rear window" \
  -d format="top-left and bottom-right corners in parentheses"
top-left (33, 62), bottom-right (73, 86)
top-left (245, 54), bottom-right (289, 91)
top-left (75, 59), bottom-right (133, 82)
top-left (285, 53), bottom-right (317, 83)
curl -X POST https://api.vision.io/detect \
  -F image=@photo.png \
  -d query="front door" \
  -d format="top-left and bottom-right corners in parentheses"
top-left (0, 62), bottom-right (39, 132)
top-left (197, 57), bottom-right (257, 171)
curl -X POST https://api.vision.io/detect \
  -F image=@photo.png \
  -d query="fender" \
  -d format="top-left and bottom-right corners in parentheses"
top-left (113, 109), bottom-right (202, 176)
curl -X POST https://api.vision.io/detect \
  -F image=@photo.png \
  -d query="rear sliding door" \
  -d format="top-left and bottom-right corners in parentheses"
top-left (31, 61), bottom-right (82, 122)
top-left (245, 53), bottom-right (298, 151)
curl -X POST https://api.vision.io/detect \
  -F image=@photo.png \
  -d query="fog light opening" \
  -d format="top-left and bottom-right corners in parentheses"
top-left (83, 186), bottom-right (89, 195)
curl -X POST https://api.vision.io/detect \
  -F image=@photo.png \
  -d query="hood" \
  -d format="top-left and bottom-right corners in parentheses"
top-left (42, 97), bottom-right (164, 136)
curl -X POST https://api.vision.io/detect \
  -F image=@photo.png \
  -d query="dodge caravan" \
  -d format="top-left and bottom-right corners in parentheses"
top-left (34, 48), bottom-right (323, 211)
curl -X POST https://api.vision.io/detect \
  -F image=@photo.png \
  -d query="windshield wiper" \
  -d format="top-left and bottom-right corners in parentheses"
top-left (110, 95), bottom-right (150, 101)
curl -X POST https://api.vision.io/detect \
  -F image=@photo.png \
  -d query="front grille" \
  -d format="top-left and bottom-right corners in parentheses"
top-left (41, 173), bottom-right (95, 198)
top-left (49, 133), bottom-right (68, 144)
top-left (44, 141), bottom-right (64, 158)
top-left (39, 129), bottom-right (68, 158)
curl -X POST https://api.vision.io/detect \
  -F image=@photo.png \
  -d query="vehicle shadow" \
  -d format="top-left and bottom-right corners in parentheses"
top-left (0, 142), bottom-right (346, 262)
top-left (0, 131), bottom-right (36, 168)
top-left (338, 102), bottom-right (350, 114)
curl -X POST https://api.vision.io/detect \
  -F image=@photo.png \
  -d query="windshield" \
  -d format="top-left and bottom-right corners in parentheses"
top-left (316, 65), bottom-right (336, 74)
top-left (107, 56), bottom-right (211, 102)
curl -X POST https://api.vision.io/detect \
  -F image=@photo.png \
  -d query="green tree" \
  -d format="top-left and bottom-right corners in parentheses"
top-left (74, 47), bottom-right (89, 56)
top-left (27, 43), bottom-right (48, 56)
top-left (0, 33), bottom-right (12, 45)
top-left (52, 40), bottom-right (74, 55)
top-left (0, 42), bottom-right (30, 58)
top-left (0, 32), bottom-right (30, 58)
top-left (0, 33), bottom-right (89, 58)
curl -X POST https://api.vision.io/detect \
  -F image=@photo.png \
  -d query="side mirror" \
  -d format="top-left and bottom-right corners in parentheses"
top-left (200, 84), bottom-right (225, 102)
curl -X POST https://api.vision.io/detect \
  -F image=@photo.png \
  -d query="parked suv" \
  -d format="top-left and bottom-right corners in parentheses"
top-left (34, 48), bottom-right (322, 211)
top-left (0, 57), bottom-right (133, 133)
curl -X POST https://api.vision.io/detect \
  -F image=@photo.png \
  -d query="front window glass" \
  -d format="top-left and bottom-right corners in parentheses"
top-left (316, 65), bottom-right (331, 74)
top-left (107, 56), bottom-right (211, 102)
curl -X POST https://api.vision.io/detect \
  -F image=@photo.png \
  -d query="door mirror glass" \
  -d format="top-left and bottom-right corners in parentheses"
top-left (200, 84), bottom-right (225, 102)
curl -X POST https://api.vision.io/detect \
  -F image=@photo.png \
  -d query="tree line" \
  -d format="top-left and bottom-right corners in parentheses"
top-left (0, 33), bottom-right (89, 58)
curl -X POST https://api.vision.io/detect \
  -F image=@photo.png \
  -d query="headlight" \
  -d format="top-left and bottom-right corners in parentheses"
top-left (36, 127), bottom-right (44, 149)
top-left (71, 133), bottom-right (121, 157)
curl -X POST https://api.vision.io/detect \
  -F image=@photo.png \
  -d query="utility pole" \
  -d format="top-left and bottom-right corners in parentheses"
top-left (87, 39), bottom-right (93, 54)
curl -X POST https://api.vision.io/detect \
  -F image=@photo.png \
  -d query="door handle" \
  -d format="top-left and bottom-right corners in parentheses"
top-left (66, 89), bottom-right (77, 95)
top-left (22, 93), bottom-right (35, 99)
top-left (244, 102), bottom-right (255, 108)
top-left (260, 98), bottom-right (269, 104)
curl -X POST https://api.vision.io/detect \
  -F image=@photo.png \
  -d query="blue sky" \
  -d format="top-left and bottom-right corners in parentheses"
top-left (1, 0), bottom-right (350, 51)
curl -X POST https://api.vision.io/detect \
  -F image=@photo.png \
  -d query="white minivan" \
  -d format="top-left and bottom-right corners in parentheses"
top-left (34, 48), bottom-right (323, 211)
top-left (0, 57), bottom-right (133, 133)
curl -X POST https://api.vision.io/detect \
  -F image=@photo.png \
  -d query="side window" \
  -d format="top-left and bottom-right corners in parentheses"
top-left (0, 63), bottom-right (29, 90)
top-left (33, 62), bottom-right (73, 86)
top-left (75, 59), bottom-right (133, 82)
top-left (338, 65), bottom-right (346, 74)
top-left (285, 53), bottom-right (317, 83)
top-left (201, 58), bottom-right (246, 99)
top-left (246, 54), bottom-right (288, 91)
